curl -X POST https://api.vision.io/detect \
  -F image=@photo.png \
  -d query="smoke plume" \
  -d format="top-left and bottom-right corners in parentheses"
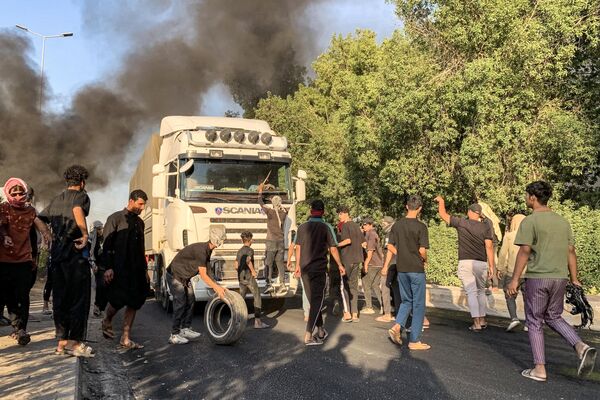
top-left (0, 0), bottom-right (324, 200)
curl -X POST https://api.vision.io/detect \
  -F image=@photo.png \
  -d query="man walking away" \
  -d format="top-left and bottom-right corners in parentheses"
top-left (166, 226), bottom-right (228, 344)
top-left (258, 183), bottom-right (288, 295)
top-left (235, 231), bottom-right (270, 329)
top-left (337, 206), bottom-right (365, 322)
top-left (361, 218), bottom-right (383, 315)
top-left (378, 216), bottom-right (396, 323)
top-left (435, 196), bottom-right (495, 331)
top-left (294, 200), bottom-right (345, 345)
top-left (497, 213), bottom-right (527, 332)
top-left (508, 181), bottom-right (596, 381)
top-left (101, 190), bottom-right (149, 350)
top-left (39, 165), bottom-right (95, 357)
top-left (386, 195), bottom-right (430, 350)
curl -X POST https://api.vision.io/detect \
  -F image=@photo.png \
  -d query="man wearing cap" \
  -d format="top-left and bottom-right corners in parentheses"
top-left (360, 217), bottom-right (384, 315)
top-left (258, 183), bottom-right (288, 295)
top-left (165, 225), bottom-right (228, 344)
top-left (435, 196), bottom-right (495, 331)
top-left (294, 200), bottom-right (345, 345)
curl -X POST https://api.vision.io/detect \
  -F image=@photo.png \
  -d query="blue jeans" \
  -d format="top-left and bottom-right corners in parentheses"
top-left (395, 272), bottom-right (426, 343)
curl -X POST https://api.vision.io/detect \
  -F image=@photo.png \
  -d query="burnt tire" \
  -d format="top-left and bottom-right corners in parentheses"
top-left (204, 290), bottom-right (248, 345)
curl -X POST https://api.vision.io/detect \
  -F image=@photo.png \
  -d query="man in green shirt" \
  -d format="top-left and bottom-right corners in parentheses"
top-left (508, 181), bottom-right (596, 381)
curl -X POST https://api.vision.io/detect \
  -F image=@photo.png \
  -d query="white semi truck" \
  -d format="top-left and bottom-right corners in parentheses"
top-left (130, 116), bottom-right (306, 308)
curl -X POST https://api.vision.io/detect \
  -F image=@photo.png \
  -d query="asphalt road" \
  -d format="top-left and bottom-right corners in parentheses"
top-left (81, 297), bottom-right (600, 400)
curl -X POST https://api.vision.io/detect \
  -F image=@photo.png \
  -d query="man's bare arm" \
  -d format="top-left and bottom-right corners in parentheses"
top-left (72, 206), bottom-right (88, 249)
top-left (507, 245), bottom-right (530, 295)
top-left (568, 245), bottom-right (581, 286)
top-left (337, 238), bottom-right (351, 247)
top-left (198, 266), bottom-right (226, 299)
top-left (329, 246), bottom-right (345, 276)
top-left (419, 247), bottom-right (428, 264)
top-left (434, 196), bottom-right (451, 225)
top-left (485, 239), bottom-right (495, 276)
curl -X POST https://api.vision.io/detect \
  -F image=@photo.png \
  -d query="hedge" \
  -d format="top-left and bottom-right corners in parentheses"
top-left (425, 202), bottom-right (600, 295)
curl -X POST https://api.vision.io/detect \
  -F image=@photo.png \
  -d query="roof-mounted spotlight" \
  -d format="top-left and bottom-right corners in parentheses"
top-left (220, 129), bottom-right (232, 142)
top-left (260, 132), bottom-right (272, 145)
top-left (234, 130), bottom-right (245, 143)
top-left (248, 131), bottom-right (260, 144)
top-left (205, 130), bottom-right (218, 142)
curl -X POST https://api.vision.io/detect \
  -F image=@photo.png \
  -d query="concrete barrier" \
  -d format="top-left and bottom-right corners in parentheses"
top-left (426, 284), bottom-right (599, 331)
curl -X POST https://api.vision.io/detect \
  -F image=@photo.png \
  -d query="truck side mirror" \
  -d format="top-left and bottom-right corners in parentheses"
top-left (152, 174), bottom-right (166, 199)
top-left (152, 164), bottom-right (165, 175)
top-left (295, 179), bottom-right (306, 202)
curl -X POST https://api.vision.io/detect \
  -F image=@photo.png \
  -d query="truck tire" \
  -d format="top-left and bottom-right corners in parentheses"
top-left (204, 290), bottom-right (248, 345)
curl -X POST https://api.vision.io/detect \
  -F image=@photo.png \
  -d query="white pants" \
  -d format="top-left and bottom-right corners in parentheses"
top-left (457, 260), bottom-right (488, 318)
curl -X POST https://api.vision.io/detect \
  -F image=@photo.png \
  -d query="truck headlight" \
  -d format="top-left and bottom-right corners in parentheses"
top-left (220, 129), bottom-right (232, 142)
top-left (260, 132), bottom-right (272, 145)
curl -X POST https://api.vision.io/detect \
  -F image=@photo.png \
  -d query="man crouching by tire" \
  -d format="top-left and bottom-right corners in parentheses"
top-left (166, 226), bottom-right (227, 345)
top-left (295, 200), bottom-right (346, 346)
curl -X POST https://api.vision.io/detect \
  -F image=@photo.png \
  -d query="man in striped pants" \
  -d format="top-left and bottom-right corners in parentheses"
top-left (508, 181), bottom-right (596, 381)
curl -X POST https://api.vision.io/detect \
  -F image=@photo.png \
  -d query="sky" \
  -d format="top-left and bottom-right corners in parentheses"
top-left (0, 0), bottom-right (400, 224)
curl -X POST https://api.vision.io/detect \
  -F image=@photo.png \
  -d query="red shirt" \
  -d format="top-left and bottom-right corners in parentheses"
top-left (0, 203), bottom-right (36, 263)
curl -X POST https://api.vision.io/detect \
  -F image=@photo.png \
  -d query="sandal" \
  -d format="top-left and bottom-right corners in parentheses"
top-left (54, 348), bottom-right (66, 356)
top-left (578, 345), bottom-right (597, 377)
top-left (388, 328), bottom-right (402, 346)
top-left (305, 337), bottom-right (323, 346)
top-left (468, 325), bottom-right (482, 332)
top-left (315, 329), bottom-right (329, 341)
top-left (521, 369), bottom-right (546, 382)
top-left (118, 340), bottom-right (145, 350)
top-left (341, 317), bottom-right (353, 323)
top-left (66, 343), bottom-right (95, 358)
top-left (408, 342), bottom-right (431, 351)
top-left (102, 319), bottom-right (115, 339)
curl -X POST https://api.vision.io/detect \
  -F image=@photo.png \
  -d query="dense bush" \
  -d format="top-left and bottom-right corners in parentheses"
top-left (424, 205), bottom-right (600, 294)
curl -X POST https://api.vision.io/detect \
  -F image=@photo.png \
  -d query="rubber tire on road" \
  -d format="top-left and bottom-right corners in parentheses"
top-left (204, 290), bottom-right (248, 345)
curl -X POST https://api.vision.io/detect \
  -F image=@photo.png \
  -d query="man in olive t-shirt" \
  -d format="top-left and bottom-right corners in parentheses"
top-left (507, 181), bottom-right (596, 381)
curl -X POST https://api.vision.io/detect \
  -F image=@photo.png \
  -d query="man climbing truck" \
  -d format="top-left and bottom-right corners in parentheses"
top-left (130, 116), bottom-right (307, 308)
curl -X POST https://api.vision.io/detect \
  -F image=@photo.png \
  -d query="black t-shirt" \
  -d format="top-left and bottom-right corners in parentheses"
top-left (296, 218), bottom-right (337, 273)
top-left (168, 242), bottom-right (212, 282)
top-left (39, 189), bottom-right (90, 262)
top-left (449, 216), bottom-right (493, 261)
top-left (388, 217), bottom-right (429, 273)
top-left (339, 221), bottom-right (365, 265)
top-left (236, 245), bottom-right (254, 275)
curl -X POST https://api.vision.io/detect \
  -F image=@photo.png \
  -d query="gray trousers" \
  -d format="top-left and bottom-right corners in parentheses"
top-left (340, 263), bottom-right (361, 314)
top-left (501, 274), bottom-right (525, 320)
top-left (362, 266), bottom-right (382, 309)
top-left (166, 272), bottom-right (195, 334)
top-left (380, 275), bottom-right (392, 315)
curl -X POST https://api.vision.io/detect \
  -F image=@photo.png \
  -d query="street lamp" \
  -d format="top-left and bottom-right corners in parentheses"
top-left (15, 24), bottom-right (74, 113)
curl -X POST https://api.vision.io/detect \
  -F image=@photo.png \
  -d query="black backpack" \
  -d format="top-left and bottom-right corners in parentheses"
top-left (565, 283), bottom-right (594, 328)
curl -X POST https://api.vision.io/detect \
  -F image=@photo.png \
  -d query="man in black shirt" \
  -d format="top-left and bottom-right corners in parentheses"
top-left (101, 190), bottom-right (149, 350)
top-left (166, 226), bottom-right (227, 344)
top-left (295, 200), bottom-right (345, 345)
top-left (385, 195), bottom-right (430, 350)
top-left (39, 165), bottom-right (95, 358)
top-left (235, 231), bottom-right (269, 329)
top-left (336, 206), bottom-right (365, 322)
top-left (435, 196), bottom-right (495, 331)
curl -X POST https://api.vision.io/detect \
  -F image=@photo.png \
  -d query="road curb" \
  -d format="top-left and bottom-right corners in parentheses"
top-left (426, 284), bottom-right (600, 331)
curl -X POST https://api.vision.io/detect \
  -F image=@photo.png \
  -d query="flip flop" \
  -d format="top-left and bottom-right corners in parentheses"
top-left (101, 320), bottom-right (115, 339)
top-left (341, 317), bottom-right (353, 323)
top-left (375, 316), bottom-right (394, 323)
top-left (305, 337), bottom-right (323, 346)
top-left (521, 369), bottom-right (546, 382)
top-left (578, 346), bottom-right (597, 377)
top-left (468, 325), bottom-right (482, 332)
top-left (388, 328), bottom-right (402, 346)
top-left (66, 343), bottom-right (95, 358)
top-left (315, 329), bottom-right (329, 341)
top-left (118, 340), bottom-right (145, 350)
top-left (408, 342), bottom-right (431, 351)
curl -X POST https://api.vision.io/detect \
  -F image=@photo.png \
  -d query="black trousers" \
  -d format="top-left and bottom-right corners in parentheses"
top-left (385, 264), bottom-right (402, 312)
top-left (239, 270), bottom-right (261, 318)
top-left (0, 262), bottom-right (33, 331)
top-left (52, 254), bottom-right (91, 341)
top-left (94, 269), bottom-right (109, 311)
top-left (43, 262), bottom-right (53, 302)
top-left (302, 268), bottom-right (327, 334)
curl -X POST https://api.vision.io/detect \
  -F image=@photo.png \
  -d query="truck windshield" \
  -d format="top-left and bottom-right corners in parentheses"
top-left (180, 158), bottom-right (292, 202)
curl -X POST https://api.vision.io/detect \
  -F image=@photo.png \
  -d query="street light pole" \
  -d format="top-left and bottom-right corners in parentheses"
top-left (15, 25), bottom-right (74, 113)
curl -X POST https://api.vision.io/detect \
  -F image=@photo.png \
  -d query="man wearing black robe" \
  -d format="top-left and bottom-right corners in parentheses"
top-left (100, 190), bottom-right (148, 350)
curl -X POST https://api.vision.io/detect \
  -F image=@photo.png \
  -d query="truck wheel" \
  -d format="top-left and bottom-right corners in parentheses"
top-left (204, 290), bottom-right (248, 345)
top-left (160, 276), bottom-right (172, 313)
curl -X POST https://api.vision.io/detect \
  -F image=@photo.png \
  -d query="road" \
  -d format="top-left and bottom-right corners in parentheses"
top-left (80, 297), bottom-right (600, 400)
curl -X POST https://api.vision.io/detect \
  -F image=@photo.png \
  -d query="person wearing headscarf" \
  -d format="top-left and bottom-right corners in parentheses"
top-left (497, 213), bottom-right (527, 332)
top-left (0, 178), bottom-right (51, 346)
top-left (258, 182), bottom-right (289, 295)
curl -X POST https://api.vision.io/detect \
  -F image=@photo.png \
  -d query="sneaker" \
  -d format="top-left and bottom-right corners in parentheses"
top-left (180, 328), bottom-right (201, 340)
top-left (360, 307), bottom-right (375, 315)
top-left (168, 333), bottom-right (189, 344)
top-left (17, 329), bottom-right (31, 346)
top-left (263, 285), bottom-right (274, 295)
top-left (93, 305), bottom-right (102, 318)
top-left (506, 319), bottom-right (521, 332)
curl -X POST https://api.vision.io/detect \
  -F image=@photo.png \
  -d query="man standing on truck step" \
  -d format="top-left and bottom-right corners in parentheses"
top-left (258, 182), bottom-right (288, 296)
top-left (294, 199), bottom-right (345, 345)
top-left (166, 225), bottom-right (228, 344)
top-left (100, 190), bottom-right (149, 351)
